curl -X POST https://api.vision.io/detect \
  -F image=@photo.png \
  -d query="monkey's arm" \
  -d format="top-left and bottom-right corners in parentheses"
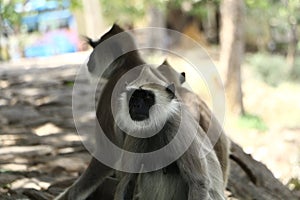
top-left (55, 157), bottom-right (113, 200)
top-left (177, 140), bottom-right (211, 200)
top-left (176, 128), bottom-right (225, 200)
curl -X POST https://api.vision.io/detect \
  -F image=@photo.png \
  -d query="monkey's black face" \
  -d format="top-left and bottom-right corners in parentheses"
top-left (128, 89), bottom-right (155, 121)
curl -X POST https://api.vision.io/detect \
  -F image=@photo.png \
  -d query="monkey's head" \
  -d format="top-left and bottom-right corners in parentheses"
top-left (127, 83), bottom-right (176, 121)
top-left (116, 66), bottom-right (180, 136)
top-left (158, 60), bottom-right (185, 86)
top-left (86, 23), bottom-right (141, 81)
top-left (84, 23), bottom-right (125, 48)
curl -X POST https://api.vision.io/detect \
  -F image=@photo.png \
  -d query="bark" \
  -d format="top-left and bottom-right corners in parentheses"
top-left (203, 1), bottom-right (219, 43)
top-left (147, 5), bottom-right (167, 49)
top-left (81, 0), bottom-right (106, 39)
top-left (219, 0), bottom-right (245, 115)
top-left (287, 21), bottom-right (298, 75)
top-left (228, 141), bottom-right (298, 200)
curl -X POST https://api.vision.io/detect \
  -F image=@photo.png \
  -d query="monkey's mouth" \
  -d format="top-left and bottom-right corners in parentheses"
top-left (129, 110), bottom-right (149, 121)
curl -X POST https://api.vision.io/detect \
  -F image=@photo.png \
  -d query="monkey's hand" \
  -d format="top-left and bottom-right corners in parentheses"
top-left (55, 158), bottom-right (114, 200)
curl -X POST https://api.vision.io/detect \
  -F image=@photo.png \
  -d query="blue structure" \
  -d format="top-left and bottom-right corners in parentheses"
top-left (19, 0), bottom-right (79, 57)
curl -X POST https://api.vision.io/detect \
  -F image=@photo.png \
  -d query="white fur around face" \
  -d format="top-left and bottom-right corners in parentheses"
top-left (115, 86), bottom-right (180, 138)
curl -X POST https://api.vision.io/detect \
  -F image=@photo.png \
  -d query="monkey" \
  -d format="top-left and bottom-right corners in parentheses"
top-left (55, 24), bottom-right (229, 200)
top-left (55, 24), bottom-right (146, 200)
top-left (113, 65), bottom-right (225, 200)
top-left (157, 60), bottom-right (230, 186)
top-left (157, 60), bottom-right (200, 122)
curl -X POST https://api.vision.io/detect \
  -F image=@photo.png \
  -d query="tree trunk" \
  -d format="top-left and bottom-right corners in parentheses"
top-left (287, 21), bottom-right (298, 75)
top-left (219, 0), bottom-right (245, 115)
top-left (228, 141), bottom-right (298, 200)
top-left (81, 0), bottom-right (106, 39)
top-left (147, 5), bottom-right (167, 49)
top-left (203, 1), bottom-right (219, 44)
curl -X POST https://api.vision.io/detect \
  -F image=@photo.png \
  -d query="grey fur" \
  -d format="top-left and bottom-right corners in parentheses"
top-left (55, 24), bottom-right (144, 200)
top-left (157, 60), bottom-right (230, 186)
top-left (114, 66), bottom-right (226, 200)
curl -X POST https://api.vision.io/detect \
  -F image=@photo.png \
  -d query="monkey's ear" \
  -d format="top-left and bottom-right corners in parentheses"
top-left (166, 83), bottom-right (175, 99)
top-left (110, 23), bottom-right (125, 34)
top-left (180, 72), bottom-right (186, 84)
top-left (85, 23), bottom-right (125, 49)
top-left (82, 36), bottom-right (99, 48)
top-left (162, 59), bottom-right (170, 66)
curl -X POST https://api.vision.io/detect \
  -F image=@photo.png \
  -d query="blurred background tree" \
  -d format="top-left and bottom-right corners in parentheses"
top-left (1, 0), bottom-right (300, 106)
top-left (2, 0), bottom-right (298, 62)
top-left (0, 0), bottom-right (23, 60)
top-left (220, 0), bottom-right (245, 115)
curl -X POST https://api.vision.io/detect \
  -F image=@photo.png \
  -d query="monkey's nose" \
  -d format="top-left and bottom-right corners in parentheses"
top-left (132, 100), bottom-right (142, 108)
top-left (129, 99), bottom-right (149, 121)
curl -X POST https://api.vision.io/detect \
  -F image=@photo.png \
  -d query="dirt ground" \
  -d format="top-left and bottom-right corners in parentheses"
top-left (0, 50), bottom-right (299, 199)
top-left (0, 52), bottom-right (92, 199)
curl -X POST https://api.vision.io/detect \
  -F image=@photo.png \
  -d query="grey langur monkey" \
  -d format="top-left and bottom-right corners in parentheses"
top-left (157, 60), bottom-right (230, 186)
top-left (113, 65), bottom-right (226, 200)
top-left (55, 24), bottom-right (145, 200)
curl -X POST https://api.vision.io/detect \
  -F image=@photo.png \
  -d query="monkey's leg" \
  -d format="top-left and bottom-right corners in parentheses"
top-left (55, 157), bottom-right (113, 200)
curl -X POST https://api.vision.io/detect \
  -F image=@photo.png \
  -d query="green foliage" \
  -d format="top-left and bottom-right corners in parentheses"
top-left (100, 0), bottom-right (144, 23)
top-left (237, 113), bottom-right (268, 132)
top-left (2, 183), bottom-right (11, 189)
top-left (69, 0), bottom-right (82, 10)
top-left (247, 53), bottom-right (300, 86)
top-left (57, 0), bottom-right (82, 11)
top-left (99, 0), bottom-right (166, 24)
top-left (287, 177), bottom-right (300, 191)
top-left (0, 0), bottom-right (24, 28)
top-left (245, 0), bottom-right (270, 9)
top-left (99, 0), bottom-right (222, 24)
top-left (169, 0), bottom-right (220, 19)
top-left (244, 0), bottom-right (300, 52)
top-left (62, 80), bottom-right (75, 86)
top-left (269, 0), bottom-right (300, 29)
top-left (246, 53), bottom-right (289, 86)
